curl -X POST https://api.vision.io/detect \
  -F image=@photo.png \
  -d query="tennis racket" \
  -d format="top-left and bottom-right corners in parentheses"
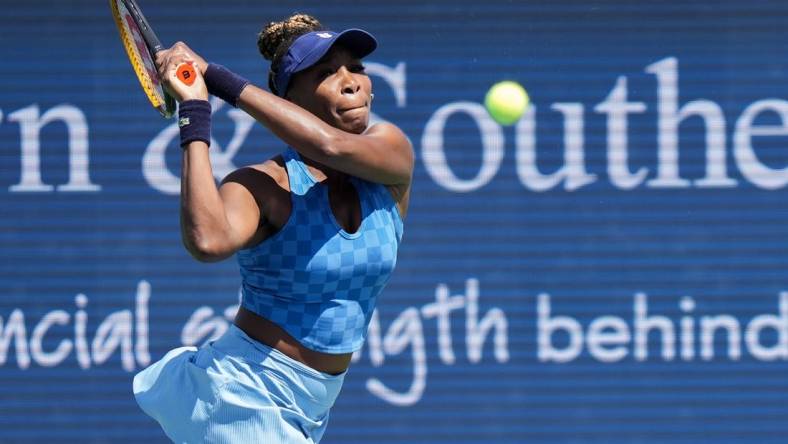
top-left (110, 0), bottom-right (196, 118)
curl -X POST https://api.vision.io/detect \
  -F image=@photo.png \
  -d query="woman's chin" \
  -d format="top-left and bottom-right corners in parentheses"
top-left (339, 112), bottom-right (369, 134)
top-left (348, 121), bottom-right (368, 134)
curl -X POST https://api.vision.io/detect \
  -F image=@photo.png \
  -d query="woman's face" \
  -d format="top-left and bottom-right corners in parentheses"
top-left (286, 45), bottom-right (373, 134)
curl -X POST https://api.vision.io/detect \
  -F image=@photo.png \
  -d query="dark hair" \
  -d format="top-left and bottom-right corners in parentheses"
top-left (257, 13), bottom-right (323, 96)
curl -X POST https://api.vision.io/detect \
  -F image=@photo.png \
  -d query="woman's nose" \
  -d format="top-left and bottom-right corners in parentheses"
top-left (339, 67), bottom-right (360, 95)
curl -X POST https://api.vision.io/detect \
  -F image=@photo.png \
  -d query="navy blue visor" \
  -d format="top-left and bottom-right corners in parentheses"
top-left (273, 29), bottom-right (377, 97)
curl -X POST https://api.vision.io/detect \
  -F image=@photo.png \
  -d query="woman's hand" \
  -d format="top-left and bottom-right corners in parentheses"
top-left (156, 42), bottom-right (209, 102)
top-left (156, 41), bottom-right (209, 75)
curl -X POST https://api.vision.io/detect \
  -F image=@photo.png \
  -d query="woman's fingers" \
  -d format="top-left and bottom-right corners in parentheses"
top-left (154, 43), bottom-right (209, 102)
top-left (170, 41), bottom-right (209, 74)
top-left (156, 42), bottom-right (209, 80)
top-left (163, 58), bottom-right (208, 102)
top-left (155, 50), bottom-right (167, 68)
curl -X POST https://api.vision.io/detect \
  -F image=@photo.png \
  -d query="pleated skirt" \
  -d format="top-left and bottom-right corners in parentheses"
top-left (133, 324), bottom-right (346, 443)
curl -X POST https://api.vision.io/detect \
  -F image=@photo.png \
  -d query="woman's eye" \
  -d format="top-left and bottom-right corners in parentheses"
top-left (318, 69), bottom-right (334, 79)
top-left (351, 64), bottom-right (366, 73)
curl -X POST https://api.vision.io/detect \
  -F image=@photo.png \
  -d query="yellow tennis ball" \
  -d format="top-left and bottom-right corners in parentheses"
top-left (484, 81), bottom-right (529, 126)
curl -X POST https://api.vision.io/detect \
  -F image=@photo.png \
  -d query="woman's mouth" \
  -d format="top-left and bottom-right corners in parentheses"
top-left (338, 104), bottom-right (366, 114)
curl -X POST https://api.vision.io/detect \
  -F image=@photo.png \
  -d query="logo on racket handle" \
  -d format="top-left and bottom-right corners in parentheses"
top-left (177, 63), bottom-right (196, 86)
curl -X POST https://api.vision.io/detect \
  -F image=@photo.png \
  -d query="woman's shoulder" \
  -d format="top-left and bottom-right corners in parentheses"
top-left (219, 153), bottom-right (293, 240)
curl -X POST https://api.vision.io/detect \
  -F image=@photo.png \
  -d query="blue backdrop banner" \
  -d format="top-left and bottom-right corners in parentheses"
top-left (2, 1), bottom-right (788, 443)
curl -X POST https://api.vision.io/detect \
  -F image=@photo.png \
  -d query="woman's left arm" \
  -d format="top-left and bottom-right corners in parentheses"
top-left (154, 43), bottom-right (412, 186)
top-left (238, 84), bottom-right (414, 186)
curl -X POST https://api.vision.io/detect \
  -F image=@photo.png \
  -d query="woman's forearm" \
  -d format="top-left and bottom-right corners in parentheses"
top-left (238, 85), bottom-right (340, 162)
top-left (234, 75), bottom-right (412, 186)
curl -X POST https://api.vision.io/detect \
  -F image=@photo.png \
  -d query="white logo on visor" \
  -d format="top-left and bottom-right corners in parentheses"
top-left (316, 32), bottom-right (333, 39)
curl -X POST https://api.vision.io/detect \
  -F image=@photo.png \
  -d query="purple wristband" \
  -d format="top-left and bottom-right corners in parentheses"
top-left (178, 100), bottom-right (211, 148)
top-left (204, 63), bottom-right (250, 107)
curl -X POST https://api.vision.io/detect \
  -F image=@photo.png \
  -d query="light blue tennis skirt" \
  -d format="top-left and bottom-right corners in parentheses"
top-left (133, 324), bottom-right (346, 444)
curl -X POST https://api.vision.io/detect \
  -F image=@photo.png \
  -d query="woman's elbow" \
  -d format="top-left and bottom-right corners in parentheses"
top-left (184, 235), bottom-right (232, 263)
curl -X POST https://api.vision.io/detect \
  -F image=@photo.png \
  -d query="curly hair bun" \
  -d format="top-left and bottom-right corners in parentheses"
top-left (258, 13), bottom-right (323, 61)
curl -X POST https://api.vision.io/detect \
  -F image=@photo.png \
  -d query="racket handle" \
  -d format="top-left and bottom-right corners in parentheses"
top-left (176, 63), bottom-right (196, 86)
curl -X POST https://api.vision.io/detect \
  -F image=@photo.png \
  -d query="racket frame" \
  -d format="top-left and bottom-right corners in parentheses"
top-left (110, 0), bottom-right (176, 118)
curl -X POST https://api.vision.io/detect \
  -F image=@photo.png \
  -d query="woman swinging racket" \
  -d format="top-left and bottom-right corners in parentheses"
top-left (133, 13), bottom-right (412, 444)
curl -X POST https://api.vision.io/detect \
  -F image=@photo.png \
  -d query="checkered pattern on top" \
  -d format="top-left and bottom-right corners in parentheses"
top-left (236, 147), bottom-right (403, 354)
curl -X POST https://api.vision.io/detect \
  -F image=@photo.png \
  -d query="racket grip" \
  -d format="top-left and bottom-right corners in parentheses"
top-left (176, 63), bottom-right (197, 86)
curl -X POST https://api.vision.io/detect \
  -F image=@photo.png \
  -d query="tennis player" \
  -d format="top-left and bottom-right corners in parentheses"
top-left (132, 14), bottom-right (412, 444)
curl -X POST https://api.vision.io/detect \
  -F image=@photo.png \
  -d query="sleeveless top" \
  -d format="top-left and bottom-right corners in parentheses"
top-left (236, 147), bottom-right (404, 354)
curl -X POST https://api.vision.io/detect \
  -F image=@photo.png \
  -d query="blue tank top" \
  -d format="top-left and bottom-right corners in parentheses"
top-left (236, 147), bottom-right (404, 354)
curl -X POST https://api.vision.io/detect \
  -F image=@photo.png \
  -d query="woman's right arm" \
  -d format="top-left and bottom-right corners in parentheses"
top-left (159, 49), bottom-right (260, 263)
top-left (180, 143), bottom-right (260, 262)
